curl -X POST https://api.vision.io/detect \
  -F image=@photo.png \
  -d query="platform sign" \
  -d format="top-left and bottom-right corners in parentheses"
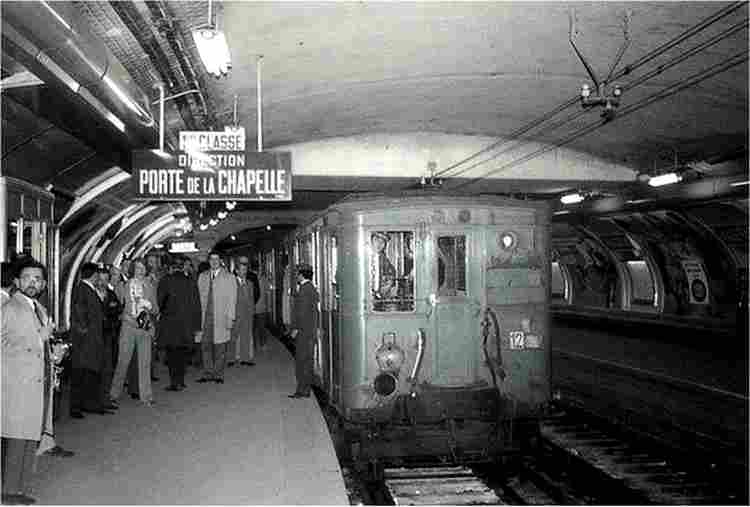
top-left (682, 259), bottom-right (709, 304)
top-left (131, 149), bottom-right (292, 201)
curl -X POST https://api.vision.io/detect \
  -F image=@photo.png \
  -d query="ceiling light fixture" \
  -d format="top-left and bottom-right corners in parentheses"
top-left (560, 192), bottom-right (586, 205)
top-left (192, 0), bottom-right (231, 78)
top-left (225, 201), bottom-right (236, 210)
top-left (199, 223), bottom-right (208, 231)
top-left (209, 218), bottom-right (218, 226)
top-left (648, 172), bottom-right (682, 187)
top-left (217, 210), bottom-right (228, 220)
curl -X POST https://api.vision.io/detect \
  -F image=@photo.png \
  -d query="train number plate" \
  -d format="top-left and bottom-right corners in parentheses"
top-left (509, 331), bottom-right (525, 349)
top-left (508, 330), bottom-right (542, 349)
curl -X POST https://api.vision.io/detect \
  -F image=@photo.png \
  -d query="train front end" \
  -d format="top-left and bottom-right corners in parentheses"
top-left (330, 195), bottom-right (551, 466)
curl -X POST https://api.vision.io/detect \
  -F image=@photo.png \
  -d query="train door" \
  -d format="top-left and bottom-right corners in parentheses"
top-left (320, 231), bottom-right (340, 402)
top-left (484, 226), bottom-right (549, 408)
top-left (430, 227), bottom-right (482, 386)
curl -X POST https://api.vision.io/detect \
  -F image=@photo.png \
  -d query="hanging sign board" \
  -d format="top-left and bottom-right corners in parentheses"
top-left (131, 148), bottom-right (292, 201)
top-left (681, 258), bottom-right (709, 304)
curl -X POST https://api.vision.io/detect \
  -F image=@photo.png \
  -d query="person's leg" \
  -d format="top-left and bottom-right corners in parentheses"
top-left (201, 337), bottom-right (214, 379)
top-left (110, 328), bottom-right (136, 400)
top-left (70, 368), bottom-right (85, 415)
top-left (175, 346), bottom-right (187, 387)
top-left (127, 347), bottom-right (139, 397)
top-left (2, 438), bottom-right (24, 495)
top-left (136, 331), bottom-right (153, 403)
top-left (213, 342), bottom-right (227, 381)
top-left (241, 323), bottom-right (255, 362)
top-left (82, 369), bottom-right (104, 411)
top-left (165, 345), bottom-right (176, 387)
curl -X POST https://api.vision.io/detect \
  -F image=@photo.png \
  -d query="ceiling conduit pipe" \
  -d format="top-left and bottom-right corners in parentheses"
top-left (107, 0), bottom-right (197, 132)
top-left (1, 1), bottom-right (157, 147)
top-left (147, 1), bottom-right (213, 126)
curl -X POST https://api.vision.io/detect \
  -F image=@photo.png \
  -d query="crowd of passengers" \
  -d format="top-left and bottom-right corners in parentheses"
top-left (1, 251), bottom-right (273, 504)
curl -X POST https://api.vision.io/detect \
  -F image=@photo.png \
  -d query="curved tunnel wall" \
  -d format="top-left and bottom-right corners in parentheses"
top-left (551, 197), bottom-right (747, 329)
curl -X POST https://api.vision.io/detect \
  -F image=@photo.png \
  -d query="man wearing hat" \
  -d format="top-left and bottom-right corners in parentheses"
top-left (157, 256), bottom-right (201, 391)
top-left (288, 263), bottom-right (319, 398)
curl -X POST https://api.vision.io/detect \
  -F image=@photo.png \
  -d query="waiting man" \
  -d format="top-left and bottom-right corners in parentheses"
top-left (288, 264), bottom-right (320, 399)
top-left (229, 256), bottom-right (256, 367)
top-left (70, 262), bottom-right (110, 417)
top-left (157, 256), bottom-right (201, 391)
top-left (2, 259), bottom-right (74, 505)
top-left (250, 261), bottom-right (270, 350)
top-left (197, 251), bottom-right (237, 384)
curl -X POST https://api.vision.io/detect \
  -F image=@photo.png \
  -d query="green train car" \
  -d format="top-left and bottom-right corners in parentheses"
top-left (282, 193), bottom-right (551, 467)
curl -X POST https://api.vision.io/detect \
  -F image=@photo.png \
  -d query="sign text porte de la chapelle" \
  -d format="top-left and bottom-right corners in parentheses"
top-left (132, 128), bottom-right (292, 201)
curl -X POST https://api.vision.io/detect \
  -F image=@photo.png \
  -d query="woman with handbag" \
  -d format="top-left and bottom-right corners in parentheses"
top-left (109, 258), bottom-right (158, 406)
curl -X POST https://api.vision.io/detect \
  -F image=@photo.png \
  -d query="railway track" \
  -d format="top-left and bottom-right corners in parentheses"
top-left (528, 410), bottom-right (748, 505)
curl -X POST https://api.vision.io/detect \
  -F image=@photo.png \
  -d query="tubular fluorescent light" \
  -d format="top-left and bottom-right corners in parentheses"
top-left (730, 180), bottom-right (749, 187)
top-left (648, 172), bottom-right (682, 187)
top-left (192, 27), bottom-right (231, 78)
top-left (560, 192), bottom-right (585, 205)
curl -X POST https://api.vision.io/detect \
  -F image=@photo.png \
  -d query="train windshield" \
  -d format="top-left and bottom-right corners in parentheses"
top-left (437, 235), bottom-right (467, 296)
top-left (370, 231), bottom-right (414, 312)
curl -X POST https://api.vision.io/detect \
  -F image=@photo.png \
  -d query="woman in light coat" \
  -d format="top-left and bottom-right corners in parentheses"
top-left (109, 258), bottom-right (158, 406)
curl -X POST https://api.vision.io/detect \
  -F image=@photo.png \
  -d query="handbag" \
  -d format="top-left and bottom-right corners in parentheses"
top-left (136, 310), bottom-right (152, 331)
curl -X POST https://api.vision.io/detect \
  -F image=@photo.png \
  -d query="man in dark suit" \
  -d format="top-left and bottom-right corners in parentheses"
top-left (157, 256), bottom-right (202, 391)
top-left (70, 262), bottom-right (111, 417)
top-left (288, 264), bottom-right (320, 399)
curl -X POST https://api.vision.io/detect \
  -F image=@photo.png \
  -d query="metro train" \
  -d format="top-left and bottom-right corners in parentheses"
top-left (273, 192), bottom-right (551, 467)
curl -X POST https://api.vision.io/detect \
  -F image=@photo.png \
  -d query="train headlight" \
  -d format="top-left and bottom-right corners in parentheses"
top-left (373, 372), bottom-right (398, 397)
top-left (500, 231), bottom-right (517, 250)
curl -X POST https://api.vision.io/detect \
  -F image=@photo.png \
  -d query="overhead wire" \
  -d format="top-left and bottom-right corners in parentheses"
top-left (445, 50), bottom-right (748, 191)
top-left (442, 17), bottom-right (749, 181)
top-left (427, 0), bottom-right (747, 181)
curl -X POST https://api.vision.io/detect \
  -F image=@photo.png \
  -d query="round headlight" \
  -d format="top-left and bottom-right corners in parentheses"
top-left (500, 231), bottom-right (517, 250)
top-left (373, 372), bottom-right (398, 397)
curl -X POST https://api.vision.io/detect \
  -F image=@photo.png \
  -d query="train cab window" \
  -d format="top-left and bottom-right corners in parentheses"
top-left (370, 231), bottom-right (414, 312)
top-left (626, 260), bottom-right (656, 309)
top-left (437, 235), bottom-right (466, 296)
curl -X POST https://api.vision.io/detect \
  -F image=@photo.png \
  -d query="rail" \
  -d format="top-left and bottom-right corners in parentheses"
top-left (552, 348), bottom-right (748, 402)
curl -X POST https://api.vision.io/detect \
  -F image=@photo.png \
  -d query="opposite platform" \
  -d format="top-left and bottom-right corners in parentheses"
top-left (27, 337), bottom-right (348, 505)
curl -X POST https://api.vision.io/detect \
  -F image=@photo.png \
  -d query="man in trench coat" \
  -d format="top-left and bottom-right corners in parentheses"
top-left (288, 263), bottom-right (320, 398)
top-left (197, 251), bottom-right (236, 383)
top-left (157, 256), bottom-right (202, 390)
top-left (2, 259), bottom-right (73, 504)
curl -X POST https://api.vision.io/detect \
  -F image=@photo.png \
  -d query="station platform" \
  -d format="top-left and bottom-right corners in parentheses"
top-left (28, 337), bottom-right (349, 505)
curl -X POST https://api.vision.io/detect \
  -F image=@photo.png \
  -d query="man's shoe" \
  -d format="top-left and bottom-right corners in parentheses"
top-left (103, 403), bottom-right (118, 410)
top-left (240, 361), bottom-right (256, 366)
top-left (227, 361), bottom-right (236, 367)
top-left (69, 410), bottom-right (84, 419)
top-left (196, 377), bottom-right (212, 383)
top-left (165, 385), bottom-right (180, 391)
top-left (178, 383), bottom-right (187, 389)
top-left (287, 393), bottom-right (310, 398)
top-left (214, 378), bottom-right (224, 384)
top-left (107, 398), bottom-right (119, 407)
top-left (2, 493), bottom-right (36, 505)
top-left (42, 446), bottom-right (75, 458)
top-left (129, 393), bottom-right (139, 400)
top-left (151, 376), bottom-right (160, 382)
